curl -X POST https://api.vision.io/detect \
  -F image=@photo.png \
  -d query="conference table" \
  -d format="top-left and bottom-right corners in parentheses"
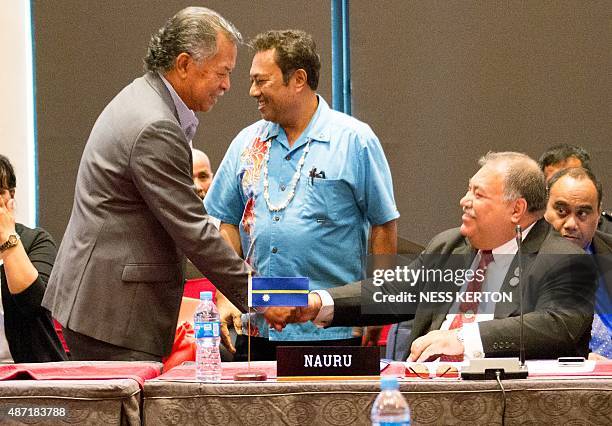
top-left (0, 360), bottom-right (609, 425)
top-left (143, 361), bottom-right (612, 426)
top-left (0, 361), bottom-right (162, 426)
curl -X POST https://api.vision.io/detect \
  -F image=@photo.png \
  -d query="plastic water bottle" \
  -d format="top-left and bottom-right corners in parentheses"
top-left (194, 291), bottom-right (221, 381)
top-left (371, 376), bottom-right (411, 426)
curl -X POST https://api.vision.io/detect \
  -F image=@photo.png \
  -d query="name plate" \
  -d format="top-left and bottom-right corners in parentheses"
top-left (276, 346), bottom-right (380, 378)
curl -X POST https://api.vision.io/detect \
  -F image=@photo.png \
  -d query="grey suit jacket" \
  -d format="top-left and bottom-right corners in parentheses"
top-left (328, 219), bottom-right (597, 359)
top-left (43, 73), bottom-right (250, 356)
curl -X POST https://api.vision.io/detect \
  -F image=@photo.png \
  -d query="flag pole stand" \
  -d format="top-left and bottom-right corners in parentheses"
top-left (233, 307), bottom-right (267, 381)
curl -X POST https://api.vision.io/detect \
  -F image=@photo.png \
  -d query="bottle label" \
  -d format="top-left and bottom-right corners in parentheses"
top-left (194, 321), bottom-right (220, 338)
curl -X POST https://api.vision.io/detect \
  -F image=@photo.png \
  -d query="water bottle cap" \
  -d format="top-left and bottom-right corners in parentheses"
top-left (200, 291), bottom-right (213, 300)
top-left (380, 376), bottom-right (399, 390)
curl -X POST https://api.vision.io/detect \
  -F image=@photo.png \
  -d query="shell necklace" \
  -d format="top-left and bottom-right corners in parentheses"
top-left (262, 138), bottom-right (311, 212)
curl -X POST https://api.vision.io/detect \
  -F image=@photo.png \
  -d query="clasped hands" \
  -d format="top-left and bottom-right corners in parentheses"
top-left (265, 296), bottom-right (465, 362)
top-left (215, 292), bottom-right (323, 352)
top-left (222, 289), bottom-right (465, 362)
top-left (263, 292), bottom-right (322, 331)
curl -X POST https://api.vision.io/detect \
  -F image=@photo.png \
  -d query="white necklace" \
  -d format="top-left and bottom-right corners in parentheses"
top-left (262, 138), bottom-right (311, 212)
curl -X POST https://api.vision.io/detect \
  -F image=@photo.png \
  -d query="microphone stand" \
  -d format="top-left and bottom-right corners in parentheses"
top-left (516, 225), bottom-right (526, 370)
top-left (461, 224), bottom-right (528, 380)
top-left (234, 249), bottom-right (267, 381)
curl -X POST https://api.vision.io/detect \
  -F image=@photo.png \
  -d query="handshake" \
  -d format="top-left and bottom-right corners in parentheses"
top-left (262, 292), bottom-right (323, 331)
top-left (216, 291), bottom-right (323, 353)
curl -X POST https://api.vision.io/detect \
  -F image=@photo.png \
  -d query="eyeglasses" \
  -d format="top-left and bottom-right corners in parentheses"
top-left (406, 363), bottom-right (459, 379)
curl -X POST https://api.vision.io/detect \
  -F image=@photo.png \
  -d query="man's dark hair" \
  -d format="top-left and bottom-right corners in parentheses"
top-left (547, 167), bottom-right (603, 208)
top-left (0, 155), bottom-right (16, 191)
top-left (250, 30), bottom-right (321, 90)
top-left (538, 144), bottom-right (592, 172)
top-left (144, 7), bottom-right (241, 73)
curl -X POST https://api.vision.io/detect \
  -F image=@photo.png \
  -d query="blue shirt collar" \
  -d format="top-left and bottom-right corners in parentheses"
top-left (158, 72), bottom-right (199, 144)
top-left (259, 95), bottom-right (332, 146)
top-left (585, 241), bottom-right (594, 254)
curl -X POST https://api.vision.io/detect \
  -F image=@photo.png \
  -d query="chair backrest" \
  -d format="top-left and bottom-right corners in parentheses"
top-left (183, 277), bottom-right (216, 299)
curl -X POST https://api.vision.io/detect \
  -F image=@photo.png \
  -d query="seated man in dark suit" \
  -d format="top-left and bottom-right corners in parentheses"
top-left (538, 144), bottom-right (612, 233)
top-left (545, 167), bottom-right (612, 359)
top-left (265, 152), bottom-right (597, 361)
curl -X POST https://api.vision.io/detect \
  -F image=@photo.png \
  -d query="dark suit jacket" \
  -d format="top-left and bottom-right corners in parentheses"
top-left (328, 219), bottom-right (597, 359)
top-left (592, 230), bottom-right (612, 300)
top-left (598, 211), bottom-right (612, 234)
top-left (1, 224), bottom-right (67, 362)
top-left (42, 72), bottom-right (250, 357)
top-left (593, 230), bottom-right (612, 255)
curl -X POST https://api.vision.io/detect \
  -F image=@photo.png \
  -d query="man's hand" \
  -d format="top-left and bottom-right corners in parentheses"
top-left (408, 329), bottom-right (464, 362)
top-left (263, 307), bottom-right (299, 332)
top-left (362, 326), bottom-right (384, 347)
top-left (264, 293), bottom-right (322, 331)
top-left (215, 291), bottom-right (242, 354)
top-left (588, 352), bottom-right (609, 361)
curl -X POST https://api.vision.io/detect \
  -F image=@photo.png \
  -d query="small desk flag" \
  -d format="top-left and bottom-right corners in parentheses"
top-left (248, 276), bottom-right (309, 307)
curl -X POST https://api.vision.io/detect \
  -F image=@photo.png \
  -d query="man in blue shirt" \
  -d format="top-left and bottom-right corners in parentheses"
top-left (205, 30), bottom-right (399, 359)
top-left (545, 167), bottom-right (611, 359)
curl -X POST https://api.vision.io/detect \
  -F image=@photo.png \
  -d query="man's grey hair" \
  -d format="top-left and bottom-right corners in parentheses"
top-left (144, 7), bottom-right (242, 73)
top-left (478, 152), bottom-right (547, 213)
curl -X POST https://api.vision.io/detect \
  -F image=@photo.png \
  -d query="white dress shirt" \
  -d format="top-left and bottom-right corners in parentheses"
top-left (440, 222), bottom-right (533, 358)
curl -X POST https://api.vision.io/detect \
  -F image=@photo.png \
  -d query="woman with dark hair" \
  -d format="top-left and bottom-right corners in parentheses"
top-left (0, 155), bottom-right (66, 362)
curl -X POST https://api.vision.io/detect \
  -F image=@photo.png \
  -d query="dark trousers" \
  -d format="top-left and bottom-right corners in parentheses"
top-left (62, 327), bottom-right (161, 362)
top-left (234, 335), bottom-right (362, 361)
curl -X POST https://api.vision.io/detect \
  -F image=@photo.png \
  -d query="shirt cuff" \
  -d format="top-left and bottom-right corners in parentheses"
top-left (311, 290), bottom-right (334, 327)
top-left (462, 322), bottom-right (485, 359)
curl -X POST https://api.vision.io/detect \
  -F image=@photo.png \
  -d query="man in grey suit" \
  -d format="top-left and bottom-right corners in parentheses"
top-left (265, 152), bottom-right (596, 361)
top-left (43, 7), bottom-right (251, 361)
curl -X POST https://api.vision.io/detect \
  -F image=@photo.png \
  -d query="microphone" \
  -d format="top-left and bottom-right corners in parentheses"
top-left (461, 224), bottom-right (528, 380)
top-left (516, 225), bottom-right (526, 368)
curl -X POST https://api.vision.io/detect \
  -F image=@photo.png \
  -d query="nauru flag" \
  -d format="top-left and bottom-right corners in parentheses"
top-left (248, 275), bottom-right (309, 307)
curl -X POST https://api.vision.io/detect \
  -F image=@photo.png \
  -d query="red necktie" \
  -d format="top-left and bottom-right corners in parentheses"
top-left (440, 250), bottom-right (494, 361)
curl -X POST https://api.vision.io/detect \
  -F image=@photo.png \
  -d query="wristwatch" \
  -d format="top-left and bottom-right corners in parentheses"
top-left (0, 233), bottom-right (20, 253)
